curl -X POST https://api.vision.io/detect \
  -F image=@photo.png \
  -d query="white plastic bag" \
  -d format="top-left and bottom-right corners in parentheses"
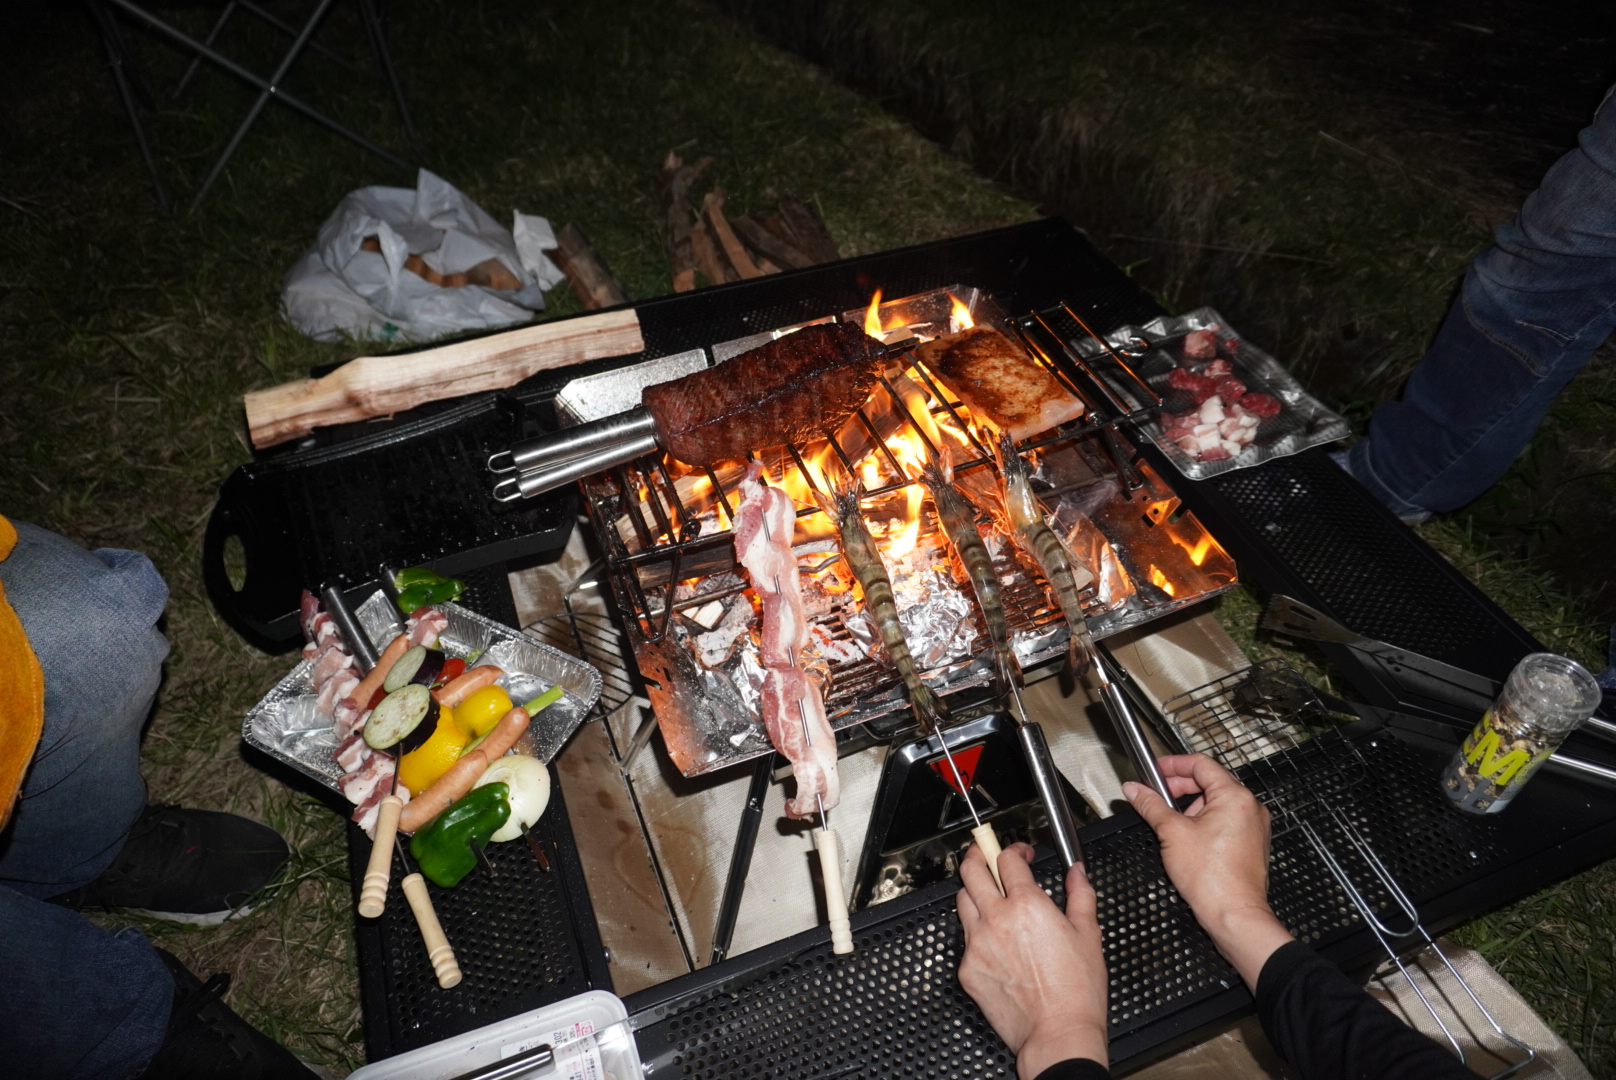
top-left (282, 169), bottom-right (566, 344)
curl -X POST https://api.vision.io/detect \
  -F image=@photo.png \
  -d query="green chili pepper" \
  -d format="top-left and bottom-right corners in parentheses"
top-left (394, 583), bottom-right (435, 614)
top-left (409, 782), bottom-right (511, 887)
top-left (424, 577), bottom-right (465, 605)
top-left (394, 566), bottom-right (446, 589)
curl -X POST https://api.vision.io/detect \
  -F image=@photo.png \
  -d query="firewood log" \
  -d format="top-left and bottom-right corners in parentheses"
top-left (776, 194), bottom-right (841, 264)
top-left (702, 189), bottom-right (763, 279)
top-left (553, 223), bottom-right (628, 310)
top-left (731, 214), bottom-right (815, 270)
top-left (657, 151), bottom-right (711, 293)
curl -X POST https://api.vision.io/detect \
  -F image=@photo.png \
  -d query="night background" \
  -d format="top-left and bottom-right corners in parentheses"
top-left (3, 0), bottom-right (1614, 1073)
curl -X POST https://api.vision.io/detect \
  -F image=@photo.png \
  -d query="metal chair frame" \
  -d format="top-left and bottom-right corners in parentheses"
top-left (86, 0), bottom-right (418, 212)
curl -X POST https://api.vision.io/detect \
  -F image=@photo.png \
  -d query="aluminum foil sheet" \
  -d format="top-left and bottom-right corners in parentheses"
top-left (1071, 306), bottom-right (1350, 480)
top-left (242, 593), bottom-right (603, 791)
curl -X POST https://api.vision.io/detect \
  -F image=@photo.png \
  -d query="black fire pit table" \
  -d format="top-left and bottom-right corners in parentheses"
top-left (212, 219), bottom-right (1616, 1073)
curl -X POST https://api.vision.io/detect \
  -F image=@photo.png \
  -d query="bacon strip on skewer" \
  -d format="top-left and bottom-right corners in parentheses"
top-left (734, 461), bottom-right (840, 818)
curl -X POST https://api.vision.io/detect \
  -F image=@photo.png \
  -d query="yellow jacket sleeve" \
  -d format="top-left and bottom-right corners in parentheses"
top-left (0, 516), bottom-right (46, 829)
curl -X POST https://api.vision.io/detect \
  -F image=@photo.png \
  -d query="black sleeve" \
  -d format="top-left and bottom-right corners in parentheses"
top-left (1256, 940), bottom-right (1473, 1080)
top-left (1033, 1060), bottom-right (1110, 1080)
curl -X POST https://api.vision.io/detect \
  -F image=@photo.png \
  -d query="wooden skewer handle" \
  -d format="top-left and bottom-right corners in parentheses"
top-left (357, 795), bottom-right (403, 918)
top-left (972, 824), bottom-right (1006, 896)
top-left (401, 872), bottom-right (463, 988)
top-left (813, 827), bottom-right (854, 955)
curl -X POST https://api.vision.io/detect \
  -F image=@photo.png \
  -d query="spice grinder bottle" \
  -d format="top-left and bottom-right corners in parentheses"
top-left (1442, 653), bottom-right (1601, 814)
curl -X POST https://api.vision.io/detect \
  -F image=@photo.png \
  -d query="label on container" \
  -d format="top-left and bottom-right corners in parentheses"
top-left (1443, 709), bottom-right (1557, 813)
top-left (500, 1020), bottom-right (604, 1080)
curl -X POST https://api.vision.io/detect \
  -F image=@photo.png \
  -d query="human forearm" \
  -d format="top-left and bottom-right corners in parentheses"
top-left (1018, 1019), bottom-right (1107, 1080)
top-left (1201, 903), bottom-right (1296, 992)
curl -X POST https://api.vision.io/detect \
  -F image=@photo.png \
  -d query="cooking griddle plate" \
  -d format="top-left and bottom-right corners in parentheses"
top-left (205, 393), bottom-right (574, 650)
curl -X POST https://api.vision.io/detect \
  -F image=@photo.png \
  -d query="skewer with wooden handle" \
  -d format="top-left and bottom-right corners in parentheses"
top-left (398, 847), bottom-right (462, 988)
top-left (760, 496), bottom-right (854, 955)
top-left (357, 793), bottom-right (404, 918)
top-left (935, 729), bottom-right (1005, 896)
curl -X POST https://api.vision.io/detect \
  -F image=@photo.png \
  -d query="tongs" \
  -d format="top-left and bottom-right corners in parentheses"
top-left (1263, 594), bottom-right (1616, 783)
top-left (489, 408), bottom-right (660, 502)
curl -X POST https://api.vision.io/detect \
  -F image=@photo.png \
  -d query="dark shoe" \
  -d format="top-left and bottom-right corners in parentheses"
top-left (60, 805), bottom-right (290, 925)
top-left (140, 949), bottom-right (316, 1079)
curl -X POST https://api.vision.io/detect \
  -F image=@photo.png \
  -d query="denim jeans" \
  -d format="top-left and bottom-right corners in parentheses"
top-left (0, 521), bottom-right (173, 1079)
top-left (1349, 86), bottom-right (1616, 516)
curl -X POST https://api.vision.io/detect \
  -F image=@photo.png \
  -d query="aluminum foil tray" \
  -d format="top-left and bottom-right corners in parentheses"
top-left (1072, 306), bottom-right (1350, 480)
top-left (243, 592), bottom-right (603, 791)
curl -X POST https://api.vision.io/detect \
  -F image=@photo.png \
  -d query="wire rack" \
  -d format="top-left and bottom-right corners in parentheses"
top-left (1161, 660), bottom-right (1536, 1077)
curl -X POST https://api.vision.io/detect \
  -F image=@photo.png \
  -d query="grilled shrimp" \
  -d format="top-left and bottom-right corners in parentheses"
top-left (993, 432), bottom-right (1096, 676)
top-left (919, 446), bottom-right (1022, 693)
top-left (815, 478), bottom-right (953, 731)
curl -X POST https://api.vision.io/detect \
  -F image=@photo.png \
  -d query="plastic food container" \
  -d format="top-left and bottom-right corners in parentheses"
top-left (1442, 653), bottom-right (1602, 814)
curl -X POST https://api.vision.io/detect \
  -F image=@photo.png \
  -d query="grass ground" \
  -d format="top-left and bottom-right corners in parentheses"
top-left (1, 0), bottom-right (1612, 1073)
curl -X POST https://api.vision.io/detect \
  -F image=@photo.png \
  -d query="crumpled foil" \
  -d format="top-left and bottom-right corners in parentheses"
top-left (242, 593), bottom-right (603, 791)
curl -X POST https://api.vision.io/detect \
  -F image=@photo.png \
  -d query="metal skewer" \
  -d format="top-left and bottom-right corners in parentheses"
top-left (927, 718), bottom-right (1006, 895)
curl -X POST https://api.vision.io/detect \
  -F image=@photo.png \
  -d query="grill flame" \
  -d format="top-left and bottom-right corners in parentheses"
top-left (949, 293), bottom-right (975, 331)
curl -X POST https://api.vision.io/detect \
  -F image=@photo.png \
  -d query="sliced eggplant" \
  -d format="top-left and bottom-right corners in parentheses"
top-left (383, 646), bottom-right (446, 693)
top-left (364, 683), bottom-right (439, 752)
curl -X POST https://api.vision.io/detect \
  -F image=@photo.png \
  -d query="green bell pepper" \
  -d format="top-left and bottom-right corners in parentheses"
top-left (409, 782), bottom-right (511, 887)
top-left (424, 577), bottom-right (465, 604)
top-left (393, 566), bottom-right (446, 589)
top-left (394, 583), bottom-right (436, 614)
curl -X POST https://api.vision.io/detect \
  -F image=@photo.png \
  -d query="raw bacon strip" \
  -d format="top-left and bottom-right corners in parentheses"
top-left (406, 607), bottom-right (449, 648)
top-left (735, 460), bottom-right (840, 818)
top-left (1183, 329), bottom-right (1219, 360)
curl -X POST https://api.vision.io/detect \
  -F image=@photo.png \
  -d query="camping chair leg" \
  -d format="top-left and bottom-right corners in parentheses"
top-left (172, 0), bottom-right (237, 100)
top-left (98, 0), bottom-right (410, 209)
top-left (86, 0), bottom-right (170, 212)
top-left (357, 0), bottom-right (419, 152)
top-left (190, 0), bottom-right (342, 210)
top-left (237, 0), bottom-right (359, 73)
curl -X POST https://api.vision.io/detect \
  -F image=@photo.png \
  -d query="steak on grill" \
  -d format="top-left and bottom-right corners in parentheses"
top-left (643, 322), bottom-right (884, 467)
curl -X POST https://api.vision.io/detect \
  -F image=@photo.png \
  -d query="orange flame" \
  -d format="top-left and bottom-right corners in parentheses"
top-left (949, 293), bottom-right (975, 331)
top-left (1149, 565), bottom-right (1176, 597)
top-left (1175, 534), bottom-right (1215, 567)
top-left (864, 289), bottom-right (885, 339)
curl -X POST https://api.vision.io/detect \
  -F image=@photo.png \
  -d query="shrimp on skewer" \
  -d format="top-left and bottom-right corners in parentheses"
top-left (992, 432), bottom-right (1096, 677)
top-left (815, 476), bottom-right (953, 731)
top-left (919, 445), bottom-right (1022, 694)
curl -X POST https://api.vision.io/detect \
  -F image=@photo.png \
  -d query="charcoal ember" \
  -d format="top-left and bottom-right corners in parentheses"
top-left (1238, 391), bottom-right (1282, 418)
top-left (1183, 328), bottom-right (1219, 360)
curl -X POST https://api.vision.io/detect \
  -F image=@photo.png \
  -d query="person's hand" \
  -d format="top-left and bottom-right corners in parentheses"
top-left (956, 842), bottom-right (1108, 1079)
top-left (1123, 754), bottom-right (1294, 989)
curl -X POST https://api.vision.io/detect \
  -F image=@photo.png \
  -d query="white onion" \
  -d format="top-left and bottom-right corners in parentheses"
top-left (474, 755), bottom-right (551, 841)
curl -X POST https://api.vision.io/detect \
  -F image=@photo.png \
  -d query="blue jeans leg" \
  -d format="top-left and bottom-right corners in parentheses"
top-left (0, 521), bottom-right (168, 896)
top-left (0, 885), bottom-right (173, 1080)
top-left (1350, 86), bottom-right (1616, 515)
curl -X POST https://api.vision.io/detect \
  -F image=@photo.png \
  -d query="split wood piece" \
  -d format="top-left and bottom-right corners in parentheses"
top-left (400, 871), bottom-right (463, 988)
top-left (553, 223), bottom-right (628, 311)
top-left (702, 189), bottom-right (764, 279)
top-left (731, 214), bottom-right (816, 271)
top-left (358, 236), bottom-right (524, 291)
top-left (243, 307), bottom-right (644, 448)
top-left (776, 194), bottom-right (841, 264)
top-left (357, 794), bottom-right (403, 918)
top-left (688, 216), bottom-right (734, 287)
top-left (657, 151), bottom-right (712, 293)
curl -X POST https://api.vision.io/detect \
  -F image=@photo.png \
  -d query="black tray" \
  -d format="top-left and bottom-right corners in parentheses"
top-left (204, 393), bottom-right (575, 650)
